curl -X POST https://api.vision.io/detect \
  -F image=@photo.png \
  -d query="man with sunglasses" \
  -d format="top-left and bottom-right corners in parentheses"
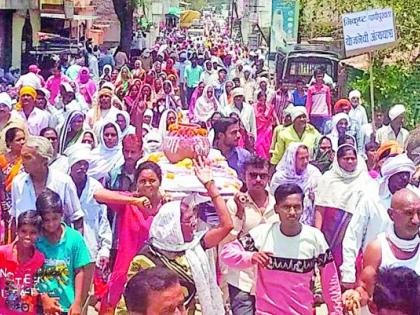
top-left (221, 183), bottom-right (342, 314)
top-left (341, 154), bottom-right (419, 288)
top-left (343, 188), bottom-right (420, 314)
top-left (222, 155), bottom-right (278, 315)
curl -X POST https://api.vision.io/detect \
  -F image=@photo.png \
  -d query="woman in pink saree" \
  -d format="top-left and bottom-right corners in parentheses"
top-left (254, 91), bottom-right (276, 160)
top-left (188, 81), bottom-right (205, 120)
top-left (123, 79), bottom-right (142, 113)
top-left (76, 67), bottom-right (97, 106)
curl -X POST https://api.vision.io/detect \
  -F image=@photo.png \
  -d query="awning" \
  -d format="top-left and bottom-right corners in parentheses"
top-left (40, 12), bottom-right (98, 20)
top-left (168, 7), bottom-right (182, 17)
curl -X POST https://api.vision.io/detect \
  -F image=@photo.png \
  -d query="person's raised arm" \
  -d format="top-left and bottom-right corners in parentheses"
top-left (94, 188), bottom-right (152, 216)
top-left (193, 157), bottom-right (233, 249)
top-left (130, 92), bottom-right (146, 149)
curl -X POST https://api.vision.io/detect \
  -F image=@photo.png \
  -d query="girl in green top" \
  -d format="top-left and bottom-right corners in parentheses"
top-left (35, 188), bottom-right (92, 315)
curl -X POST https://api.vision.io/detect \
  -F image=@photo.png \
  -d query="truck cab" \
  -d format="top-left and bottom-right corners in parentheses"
top-left (276, 47), bottom-right (340, 90)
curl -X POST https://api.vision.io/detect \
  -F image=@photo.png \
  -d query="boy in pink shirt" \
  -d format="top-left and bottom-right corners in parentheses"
top-left (306, 68), bottom-right (332, 133)
top-left (221, 183), bottom-right (342, 315)
top-left (0, 211), bottom-right (44, 314)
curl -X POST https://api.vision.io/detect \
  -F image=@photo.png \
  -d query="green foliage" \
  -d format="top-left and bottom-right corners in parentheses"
top-left (188, 0), bottom-right (206, 11)
top-left (347, 62), bottom-right (420, 128)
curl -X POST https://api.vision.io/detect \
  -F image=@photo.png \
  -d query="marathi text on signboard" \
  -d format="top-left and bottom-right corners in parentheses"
top-left (342, 8), bottom-right (397, 56)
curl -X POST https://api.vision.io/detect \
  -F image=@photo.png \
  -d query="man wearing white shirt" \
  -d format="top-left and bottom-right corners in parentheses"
top-left (11, 136), bottom-right (84, 233)
top-left (376, 104), bottom-right (409, 149)
top-left (361, 109), bottom-right (384, 148)
top-left (13, 86), bottom-right (50, 136)
top-left (348, 90), bottom-right (368, 127)
top-left (341, 154), bottom-right (418, 287)
top-left (224, 88), bottom-right (257, 140)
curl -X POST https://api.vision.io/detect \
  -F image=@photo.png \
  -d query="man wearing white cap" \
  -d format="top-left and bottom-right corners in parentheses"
top-left (67, 143), bottom-right (112, 273)
top-left (270, 106), bottom-right (320, 165)
top-left (348, 90), bottom-right (368, 127)
top-left (376, 104), bottom-right (409, 149)
top-left (0, 92), bottom-right (28, 154)
top-left (224, 87), bottom-right (257, 140)
top-left (341, 154), bottom-right (419, 288)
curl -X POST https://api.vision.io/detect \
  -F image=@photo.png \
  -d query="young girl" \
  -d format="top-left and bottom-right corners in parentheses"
top-left (35, 189), bottom-right (92, 315)
top-left (0, 211), bottom-right (44, 314)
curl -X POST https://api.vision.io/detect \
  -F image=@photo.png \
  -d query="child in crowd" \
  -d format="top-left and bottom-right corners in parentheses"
top-left (0, 211), bottom-right (44, 314)
top-left (35, 189), bottom-right (92, 315)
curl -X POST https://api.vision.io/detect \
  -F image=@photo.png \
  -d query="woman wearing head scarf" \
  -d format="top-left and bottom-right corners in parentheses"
top-left (270, 142), bottom-right (322, 225)
top-left (161, 80), bottom-right (180, 110)
top-left (310, 136), bottom-right (334, 174)
top-left (254, 77), bottom-right (275, 104)
top-left (100, 65), bottom-right (113, 83)
top-left (123, 80), bottom-right (141, 113)
top-left (132, 60), bottom-right (146, 81)
top-left (115, 111), bottom-right (135, 138)
top-left (254, 91), bottom-right (277, 160)
top-left (326, 112), bottom-right (351, 151)
top-left (88, 120), bottom-right (123, 181)
top-left (143, 70), bottom-right (155, 86)
top-left (76, 67), bottom-right (97, 106)
top-left (193, 85), bottom-right (220, 123)
top-left (188, 81), bottom-right (205, 120)
top-left (218, 80), bottom-right (234, 113)
top-left (80, 129), bottom-right (97, 150)
top-left (158, 109), bottom-right (177, 138)
top-left (163, 58), bottom-right (177, 78)
top-left (315, 144), bottom-right (374, 267)
top-left (115, 66), bottom-right (132, 96)
top-left (167, 74), bottom-right (179, 95)
top-left (152, 77), bottom-right (164, 99)
top-left (58, 110), bottom-right (86, 154)
top-left (114, 157), bottom-right (231, 315)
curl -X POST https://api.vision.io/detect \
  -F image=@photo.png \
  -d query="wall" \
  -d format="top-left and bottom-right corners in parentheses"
top-left (11, 9), bottom-right (40, 68)
top-left (92, 0), bottom-right (120, 43)
top-left (0, 10), bottom-right (13, 68)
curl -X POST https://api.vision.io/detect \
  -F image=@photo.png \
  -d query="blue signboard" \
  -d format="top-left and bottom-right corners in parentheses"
top-left (270, 0), bottom-right (300, 51)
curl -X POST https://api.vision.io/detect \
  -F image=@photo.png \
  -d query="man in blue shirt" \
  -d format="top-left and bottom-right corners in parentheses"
top-left (291, 79), bottom-right (307, 107)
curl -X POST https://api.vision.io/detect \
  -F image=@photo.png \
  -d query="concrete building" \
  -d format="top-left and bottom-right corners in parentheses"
top-left (0, 0), bottom-right (99, 70)
top-left (0, 0), bottom-right (40, 69)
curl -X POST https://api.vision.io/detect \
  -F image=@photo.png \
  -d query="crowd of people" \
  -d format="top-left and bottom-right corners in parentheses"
top-left (0, 21), bottom-right (419, 315)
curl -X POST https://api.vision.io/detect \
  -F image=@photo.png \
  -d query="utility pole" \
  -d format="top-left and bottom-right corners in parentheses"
top-left (230, 0), bottom-right (235, 37)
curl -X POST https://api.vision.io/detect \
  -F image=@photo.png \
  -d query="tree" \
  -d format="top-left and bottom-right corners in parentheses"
top-left (112, 0), bottom-right (135, 53)
top-left (188, 0), bottom-right (206, 11)
top-left (112, 0), bottom-right (149, 53)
